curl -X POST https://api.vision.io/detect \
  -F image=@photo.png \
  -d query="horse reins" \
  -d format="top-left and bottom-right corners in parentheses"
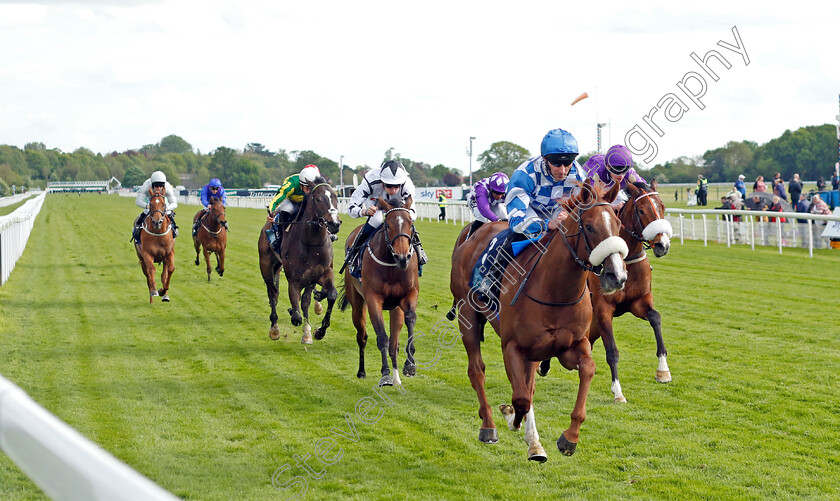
top-left (624, 190), bottom-right (664, 249)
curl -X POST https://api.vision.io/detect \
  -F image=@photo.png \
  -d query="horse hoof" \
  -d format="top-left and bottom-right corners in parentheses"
top-left (357, 371), bottom-right (366, 379)
top-left (194, 259), bottom-right (199, 266)
top-left (498, 404), bottom-right (519, 431)
top-left (656, 370), bottom-right (672, 383)
top-left (161, 295), bottom-right (170, 302)
top-left (313, 327), bottom-right (326, 340)
top-left (478, 428), bottom-right (498, 444)
top-left (402, 363), bottom-right (416, 377)
top-left (207, 275), bottom-right (211, 282)
top-left (313, 302), bottom-right (323, 315)
top-left (556, 434), bottom-right (577, 456)
top-left (528, 443), bottom-right (548, 462)
top-left (378, 375), bottom-right (393, 387)
top-left (301, 326), bottom-right (313, 345)
top-left (150, 290), bottom-right (159, 297)
top-left (445, 307), bottom-right (456, 321)
top-left (269, 325), bottom-right (281, 341)
top-left (537, 360), bottom-right (551, 377)
top-left (614, 396), bottom-right (627, 403)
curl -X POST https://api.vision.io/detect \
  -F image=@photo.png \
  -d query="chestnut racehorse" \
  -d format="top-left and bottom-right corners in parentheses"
top-left (258, 181), bottom-right (341, 343)
top-left (135, 192), bottom-right (175, 303)
top-left (339, 197), bottom-right (419, 386)
top-left (192, 197), bottom-right (228, 281)
top-left (449, 180), bottom-right (628, 462)
top-left (538, 181), bottom-right (674, 402)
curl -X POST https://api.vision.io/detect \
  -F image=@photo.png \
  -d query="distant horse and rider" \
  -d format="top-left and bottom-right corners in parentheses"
top-left (133, 172), bottom-right (178, 303)
top-left (192, 197), bottom-right (228, 281)
top-left (450, 178), bottom-right (629, 462)
top-left (258, 169), bottom-right (342, 344)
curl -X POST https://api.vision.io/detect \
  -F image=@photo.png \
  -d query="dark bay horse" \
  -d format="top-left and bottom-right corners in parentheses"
top-left (539, 181), bottom-right (674, 402)
top-left (258, 181), bottom-right (341, 343)
top-left (449, 180), bottom-right (628, 462)
top-left (339, 197), bottom-right (419, 386)
top-left (193, 197), bottom-right (228, 281)
top-left (135, 192), bottom-right (175, 303)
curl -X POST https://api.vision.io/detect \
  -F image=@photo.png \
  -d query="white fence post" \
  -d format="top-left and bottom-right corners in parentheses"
top-left (0, 192), bottom-right (47, 285)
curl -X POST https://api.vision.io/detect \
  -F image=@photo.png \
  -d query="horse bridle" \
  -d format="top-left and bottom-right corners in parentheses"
top-left (143, 193), bottom-right (172, 236)
top-left (202, 205), bottom-right (227, 234)
top-left (622, 190), bottom-right (664, 249)
top-left (368, 207), bottom-right (415, 266)
top-left (558, 201), bottom-right (614, 276)
top-left (308, 183), bottom-right (339, 229)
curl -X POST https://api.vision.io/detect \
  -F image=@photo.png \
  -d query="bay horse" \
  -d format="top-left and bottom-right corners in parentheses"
top-left (135, 192), bottom-right (175, 303)
top-left (538, 181), bottom-right (673, 402)
top-left (339, 197), bottom-right (419, 387)
top-left (258, 181), bottom-right (341, 343)
top-left (449, 179), bottom-right (628, 462)
top-left (192, 197), bottom-right (228, 281)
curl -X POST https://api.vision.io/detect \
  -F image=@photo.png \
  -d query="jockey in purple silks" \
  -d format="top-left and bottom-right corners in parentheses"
top-left (466, 172), bottom-right (509, 238)
top-left (580, 144), bottom-right (647, 210)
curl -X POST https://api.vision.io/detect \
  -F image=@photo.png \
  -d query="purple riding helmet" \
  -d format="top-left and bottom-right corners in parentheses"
top-left (488, 172), bottom-right (509, 194)
top-left (604, 144), bottom-right (634, 176)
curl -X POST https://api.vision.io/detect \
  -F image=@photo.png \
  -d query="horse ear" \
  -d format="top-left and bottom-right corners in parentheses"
top-left (377, 197), bottom-right (392, 211)
top-left (604, 179), bottom-right (622, 203)
top-left (404, 195), bottom-right (413, 208)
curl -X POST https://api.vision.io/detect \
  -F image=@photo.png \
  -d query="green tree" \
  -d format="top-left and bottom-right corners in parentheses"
top-left (123, 165), bottom-right (147, 187)
top-left (475, 141), bottom-right (530, 179)
top-left (158, 135), bottom-right (192, 154)
top-left (223, 158), bottom-right (260, 188)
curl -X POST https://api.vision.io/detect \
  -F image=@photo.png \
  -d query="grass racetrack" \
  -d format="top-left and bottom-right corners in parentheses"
top-left (2, 193), bottom-right (840, 500)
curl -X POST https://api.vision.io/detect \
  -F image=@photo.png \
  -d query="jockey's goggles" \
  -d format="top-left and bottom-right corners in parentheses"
top-left (152, 182), bottom-right (165, 188)
top-left (210, 186), bottom-right (219, 191)
top-left (544, 153), bottom-right (576, 167)
top-left (383, 183), bottom-right (402, 189)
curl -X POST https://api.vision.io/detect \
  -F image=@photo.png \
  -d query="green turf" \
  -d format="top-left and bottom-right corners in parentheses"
top-left (0, 199), bottom-right (28, 217)
top-left (1, 194), bottom-right (839, 500)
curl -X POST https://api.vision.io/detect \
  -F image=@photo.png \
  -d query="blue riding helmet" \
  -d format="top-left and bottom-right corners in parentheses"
top-left (540, 128), bottom-right (579, 156)
top-left (209, 178), bottom-right (222, 188)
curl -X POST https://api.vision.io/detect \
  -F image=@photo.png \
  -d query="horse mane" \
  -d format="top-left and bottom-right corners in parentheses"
top-left (631, 181), bottom-right (650, 191)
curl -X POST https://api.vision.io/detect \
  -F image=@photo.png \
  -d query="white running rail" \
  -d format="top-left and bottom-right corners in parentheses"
top-left (0, 192), bottom-right (46, 285)
top-left (0, 376), bottom-right (178, 500)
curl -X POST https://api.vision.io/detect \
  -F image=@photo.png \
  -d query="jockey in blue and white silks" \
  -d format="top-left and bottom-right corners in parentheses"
top-left (506, 130), bottom-right (586, 237)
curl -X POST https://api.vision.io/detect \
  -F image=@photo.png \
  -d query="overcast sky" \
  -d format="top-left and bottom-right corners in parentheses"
top-left (1, 0), bottom-right (838, 174)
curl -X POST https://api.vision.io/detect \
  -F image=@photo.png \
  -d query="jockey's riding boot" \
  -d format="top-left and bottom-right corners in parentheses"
top-left (131, 212), bottom-right (147, 243)
top-left (168, 213), bottom-right (179, 237)
top-left (466, 220), bottom-right (484, 239)
top-left (339, 222), bottom-right (376, 274)
top-left (411, 228), bottom-right (428, 266)
top-left (272, 211), bottom-right (291, 255)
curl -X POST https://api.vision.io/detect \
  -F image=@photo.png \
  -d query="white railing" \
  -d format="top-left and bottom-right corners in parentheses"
top-left (0, 376), bottom-right (178, 501)
top-left (0, 192), bottom-right (47, 285)
top-left (0, 193), bottom-right (35, 208)
top-left (664, 208), bottom-right (840, 257)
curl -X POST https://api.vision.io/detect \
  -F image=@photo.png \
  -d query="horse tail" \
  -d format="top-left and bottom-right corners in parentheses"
top-left (338, 282), bottom-right (349, 312)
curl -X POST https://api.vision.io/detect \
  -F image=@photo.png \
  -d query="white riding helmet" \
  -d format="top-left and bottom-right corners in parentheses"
top-left (380, 160), bottom-right (408, 186)
top-left (299, 164), bottom-right (321, 186)
top-left (150, 171), bottom-right (167, 184)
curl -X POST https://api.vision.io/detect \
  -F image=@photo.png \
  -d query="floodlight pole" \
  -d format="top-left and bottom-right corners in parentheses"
top-left (339, 155), bottom-right (344, 197)
top-left (469, 136), bottom-right (476, 187)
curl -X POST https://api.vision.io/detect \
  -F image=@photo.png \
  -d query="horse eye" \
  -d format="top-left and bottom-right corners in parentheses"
top-left (585, 224), bottom-right (593, 232)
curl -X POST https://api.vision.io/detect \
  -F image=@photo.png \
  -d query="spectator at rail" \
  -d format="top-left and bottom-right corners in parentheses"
top-left (795, 193), bottom-right (810, 223)
top-left (773, 178), bottom-right (788, 202)
top-left (831, 168), bottom-right (840, 191)
top-left (753, 175), bottom-right (767, 193)
top-left (725, 187), bottom-right (742, 208)
top-left (816, 176), bottom-right (827, 192)
top-left (788, 173), bottom-right (802, 206)
top-left (809, 194), bottom-right (831, 217)
top-left (767, 195), bottom-right (785, 223)
top-left (749, 194), bottom-right (768, 212)
top-left (734, 174), bottom-right (747, 199)
top-left (465, 172), bottom-right (509, 238)
top-left (438, 192), bottom-right (447, 221)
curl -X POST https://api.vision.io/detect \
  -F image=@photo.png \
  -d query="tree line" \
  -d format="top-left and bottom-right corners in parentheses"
top-left (1, 124), bottom-right (837, 195)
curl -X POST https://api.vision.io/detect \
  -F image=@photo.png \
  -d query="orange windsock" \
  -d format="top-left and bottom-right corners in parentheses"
top-left (570, 92), bottom-right (589, 106)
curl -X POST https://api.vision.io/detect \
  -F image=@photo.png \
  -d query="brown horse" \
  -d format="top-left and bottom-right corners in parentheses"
top-left (192, 197), bottom-right (228, 281)
top-left (339, 197), bottom-right (419, 386)
top-left (538, 181), bottom-right (673, 402)
top-left (449, 179), bottom-right (628, 462)
top-left (258, 181), bottom-right (341, 343)
top-left (135, 191), bottom-right (175, 303)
